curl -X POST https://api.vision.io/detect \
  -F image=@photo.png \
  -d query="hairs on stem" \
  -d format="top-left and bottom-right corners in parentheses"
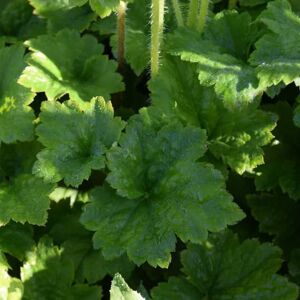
top-left (117, 1), bottom-right (127, 71)
top-left (151, 0), bottom-right (165, 76)
top-left (198, 0), bottom-right (209, 34)
top-left (171, 0), bottom-right (184, 27)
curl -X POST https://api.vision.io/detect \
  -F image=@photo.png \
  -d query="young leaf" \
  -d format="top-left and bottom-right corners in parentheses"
top-left (0, 45), bottom-right (35, 143)
top-left (151, 231), bottom-right (299, 300)
top-left (81, 118), bottom-right (244, 267)
top-left (18, 29), bottom-right (124, 102)
top-left (34, 98), bottom-right (125, 187)
top-left (110, 273), bottom-right (145, 300)
top-left (90, 0), bottom-right (120, 18)
top-left (250, 0), bottom-right (300, 89)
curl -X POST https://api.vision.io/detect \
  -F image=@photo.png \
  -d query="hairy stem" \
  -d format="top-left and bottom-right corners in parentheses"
top-left (171, 0), bottom-right (184, 27)
top-left (187, 0), bottom-right (199, 29)
top-left (228, 0), bottom-right (238, 9)
top-left (117, 1), bottom-right (126, 71)
top-left (151, 0), bottom-right (165, 76)
top-left (198, 0), bottom-right (209, 34)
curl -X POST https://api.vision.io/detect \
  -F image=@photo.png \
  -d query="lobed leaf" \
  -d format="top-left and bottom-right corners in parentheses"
top-left (18, 29), bottom-right (124, 102)
top-left (34, 97), bottom-right (125, 187)
top-left (151, 231), bottom-right (299, 300)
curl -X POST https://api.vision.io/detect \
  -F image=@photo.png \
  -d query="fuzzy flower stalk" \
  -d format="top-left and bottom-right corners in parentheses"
top-left (228, 0), bottom-right (238, 9)
top-left (151, 0), bottom-right (165, 76)
top-left (171, 0), bottom-right (184, 27)
top-left (187, 0), bottom-right (199, 29)
top-left (198, 0), bottom-right (210, 33)
top-left (117, 1), bottom-right (127, 71)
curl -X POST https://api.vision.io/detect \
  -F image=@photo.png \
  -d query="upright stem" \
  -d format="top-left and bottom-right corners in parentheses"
top-left (151, 0), bottom-right (165, 76)
top-left (228, 0), bottom-right (238, 9)
top-left (197, 0), bottom-right (209, 34)
top-left (171, 0), bottom-right (184, 27)
top-left (117, 1), bottom-right (126, 71)
top-left (187, 0), bottom-right (199, 29)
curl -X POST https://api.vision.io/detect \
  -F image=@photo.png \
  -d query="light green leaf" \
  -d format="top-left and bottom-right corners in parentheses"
top-left (166, 24), bottom-right (260, 108)
top-left (110, 273), bottom-right (145, 300)
top-left (46, 5), bottom-right (96, 33)
top-left (34, 98), bottom-right (125, 187)
top-left (0, 252), bottom-right (23, 300)
top-left (0, 174), bottom-right (55, 227)
top-left (149, 56), bottom-right (277, 174)
top-left (151, 231), bottom-right (299, 300)
top-left (18, 29), bottom-right (124, 102)
top-left (250, 0), bottom-right (300, 89)
top-left (28, 0), bottom-right (88, 15)
top-left (81, 118), bottom-right (244, 267)
top-left (89, 0), bottom-right (120, 18)
top-left (0, 45), bottom-right (35, 143)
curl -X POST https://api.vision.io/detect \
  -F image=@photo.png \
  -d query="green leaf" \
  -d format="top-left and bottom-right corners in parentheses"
top-left (149, 56), bottom-right (277, 174)
top-left (18, 29), bottom-right (124, 102)
top-left (110, 273), bottom-right (145, 300)
top-left (239, 0), bottom-right (269, 7)
top-left (29, 0), bottom-right (96, 33)
top-left (21, 237), bottom-right (101, 300)
top-left (166, 24), bottom-right (260, 108)
top-left (28, 0), bottom-right (88, 15)
top-left (47, 205), bottom-right (134, 284)
top-left (0, 174), bottom-right (55, 227)
top-left (0, 252), bottom-right (23, 300)
top-left (255, 102), bottom-right (300, 200)
top-left (288, 249), bottom-right (300, 284)
top-left (250, 0), bottom-right (300, 89)
top-left (247, 193), bottom-right (300, 255)
top-left (81, 249), bottom-right (135, 284)
top-left (60, 238), bottom-right (135, 284)
top-left (33, 98), bottom-right (125, 187)
top-left (89, 0), bottom-right (120, 18)
top-left (204, 11), bottom-right (257, 61)
top-left (0, 45), bottom-right (35, 143)
top-left (0, 141), bottom-right (41, 181)
top-left (46, 5), bottom-right (96, 33)
top-left (151, 231), bottom-right (299, 300)
top-left (0, 222), bottom-right (35, 260)
top-left (0, 0), bottom-right (46, 40)
top-left (81, 118), bottom-right (244, 267)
